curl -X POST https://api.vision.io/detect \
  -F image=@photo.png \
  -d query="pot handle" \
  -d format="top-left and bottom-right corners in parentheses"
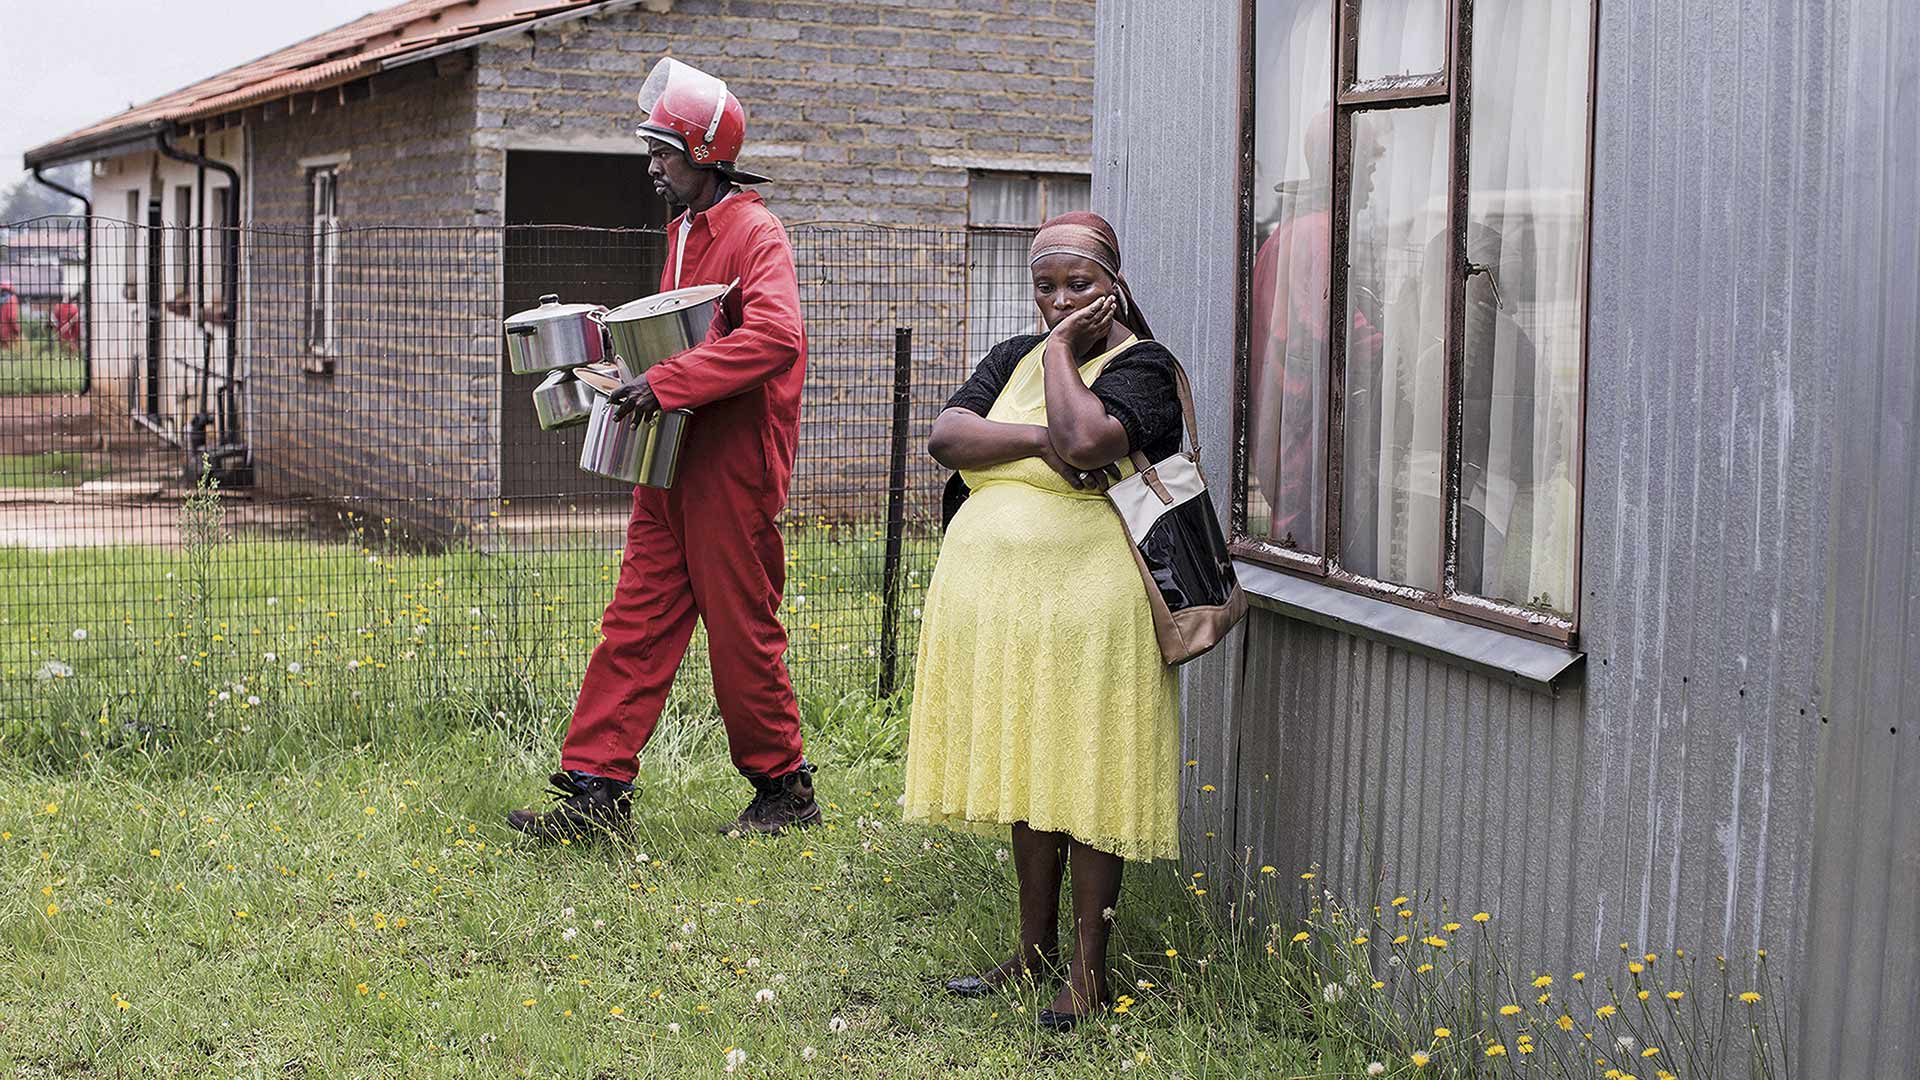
top-left (506, 324), bottom-right (538, 336)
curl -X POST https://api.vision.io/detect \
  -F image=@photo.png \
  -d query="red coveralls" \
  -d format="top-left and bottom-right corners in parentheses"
top-left (560, 190), bottom-right (808, 784)
top-left (0, 285), bottom-right (20, 346)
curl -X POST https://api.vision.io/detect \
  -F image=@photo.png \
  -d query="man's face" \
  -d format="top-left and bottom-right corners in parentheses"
top-left (646, 139), bottom-right (708, 207)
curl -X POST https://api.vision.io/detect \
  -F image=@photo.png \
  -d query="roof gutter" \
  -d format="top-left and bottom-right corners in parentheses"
top-left (23, 124), bottom-right (158, 172)
top-left (153, 126), bottom-right (246, 471)
top-left (29, 166), bottom-right (93, 396)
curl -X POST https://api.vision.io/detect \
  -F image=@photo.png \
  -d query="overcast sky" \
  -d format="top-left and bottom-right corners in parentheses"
top-left (0, 1), bottom-right (384, 185)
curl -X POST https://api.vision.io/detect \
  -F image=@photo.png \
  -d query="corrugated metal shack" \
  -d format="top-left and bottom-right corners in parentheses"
top-left (1093, 1), bottom-right (1918, 1074)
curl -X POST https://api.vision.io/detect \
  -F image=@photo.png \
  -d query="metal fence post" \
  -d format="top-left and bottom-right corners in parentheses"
top-left (878, 326), bottom-right (912, 699)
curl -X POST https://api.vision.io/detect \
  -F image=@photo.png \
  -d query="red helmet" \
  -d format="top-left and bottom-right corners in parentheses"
top-left (635, 58), bottom-right (771, 184)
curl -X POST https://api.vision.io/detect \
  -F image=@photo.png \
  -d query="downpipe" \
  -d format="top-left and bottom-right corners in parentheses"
top-left (28, 166), bottom-right (92, 396)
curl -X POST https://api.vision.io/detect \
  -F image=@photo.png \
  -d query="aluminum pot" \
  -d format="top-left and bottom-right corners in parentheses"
top-left (504, 293), bottom-right (608, 374)
top-left (602, 280), bottom-right (735, 376)
top-left (578, 397), bottom-right (693, 489)
top-left (530, 369), bottom-right (600, 430)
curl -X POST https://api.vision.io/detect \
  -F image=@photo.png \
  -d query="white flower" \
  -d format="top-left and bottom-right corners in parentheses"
top-left (263, 652), bottom-right (277, 663)
top-left (34, 660), bottom-right (74, 680)
top-left (1387, 955), bottom-right (1403, 967)
top-left (217, 691), bottom-right (230, 702)
top-left (1101, 906), bottom-right (1116, 922)
top-left (802, 1046), bottom-right (817, 1061)
top-left (72, 628), bottom-right (87, 641)
top-left (754, 987), bottom-right (774, 1005)
top-left (725, 1047), bottom-right (747, 1070)
top-left (746, 957), bottom-right (760, 969)
top-left (680, 920), bottom-right (696, 936)
top-left (468, 607), bottom-right (481, 618)
top-left (666, 940), bottom-right (685, 953)
top-left (287, 662), bottom-right (302, 674)
top-left (366, 555), bottom-right (379, 564)
top-left (666, 1022), bottom-right (680, 1034)
top-left (1617, 1035), bottom-right (1637, 1051)
top-left (561, 927), bottom-right (578, 942)
top-left (265, 596), bottom-right (278, 606)
top-left (561, 906), bottom-right (575, 919)
top-left (593, 919), bottom-right (605, 929)
top-left (1120, 1062), bottom-right (1134, 1073)
top-left (1367, 1064), bottom-right (1386, 1077)
top-left (346, 659), bottom-right (360, 670)
top-left (636, 852), bottom-right (650, 863)
top-left (246, 696), bottom-right (260, 707)
top-left (828, 1016), bottom-right (848, 1034)
top-left (994, 848), bottom-right (1009, 863)
top-left (1322, 982), bottom-right (1346, 1003)
top-left (895, 794), bottom-right (906, 807)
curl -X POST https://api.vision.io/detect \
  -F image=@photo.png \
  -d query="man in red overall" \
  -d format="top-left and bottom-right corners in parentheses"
top-left (508, 58), bottom-right (818, 840)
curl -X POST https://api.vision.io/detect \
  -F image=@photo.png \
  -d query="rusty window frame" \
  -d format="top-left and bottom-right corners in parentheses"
top-left (1232, 0), bottom-right (1600, 646)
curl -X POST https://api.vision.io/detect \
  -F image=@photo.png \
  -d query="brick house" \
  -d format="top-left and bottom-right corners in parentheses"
top-left (22, 0), bottom-right (1093, 533)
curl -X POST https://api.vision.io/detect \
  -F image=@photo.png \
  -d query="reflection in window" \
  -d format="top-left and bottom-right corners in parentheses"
top-left (1243, 0), bottom-right (1592, 629)
top-left (1456, 0), bottom-right (1589, 615)
top-left (1354, 0), bottom-right (1448, 82)
top-left (1247, 0), bottom-right (1333, 553)
top-left (1341, 106), bottom-right (1449, 592)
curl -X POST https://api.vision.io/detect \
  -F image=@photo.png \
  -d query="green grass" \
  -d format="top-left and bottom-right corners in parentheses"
top-left (0, 451), bottom-right (105, 489)
top-left (0, 499), bottom-right (1792, 1077)
top-left (0, 331), bottom-right (84, 396)
top-left (0, 733), bottom-right (1335, 1078)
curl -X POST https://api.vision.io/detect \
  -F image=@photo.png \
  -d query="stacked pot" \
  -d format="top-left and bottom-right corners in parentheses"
top-left (503, 282), bottom-right (733, 489)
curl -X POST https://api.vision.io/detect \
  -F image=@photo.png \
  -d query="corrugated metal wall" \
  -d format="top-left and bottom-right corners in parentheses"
top-left (1097, 0), bottom-right (1917, 1067)
top-left (1797, 0), bottom-right (1920, 1073)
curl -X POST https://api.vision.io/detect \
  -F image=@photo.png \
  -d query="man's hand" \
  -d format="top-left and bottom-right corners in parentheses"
top-left (608, 373), bottom-right (659, 424)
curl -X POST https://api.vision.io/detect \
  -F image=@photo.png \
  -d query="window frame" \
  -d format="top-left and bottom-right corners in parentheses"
top-left (963, 170), bottom-right (1092, 356)
top-left (1232, 0), bottom-right (1601, 646)
top-left (304, 166), bottom-right (339, 370)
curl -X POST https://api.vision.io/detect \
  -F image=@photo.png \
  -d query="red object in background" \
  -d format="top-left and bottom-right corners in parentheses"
top-left (559, 189), bottom-right (809, 784)
top-left (0, 283), bottom-right (20, 346)
top-left (53, 300), bottom-right (81, 349)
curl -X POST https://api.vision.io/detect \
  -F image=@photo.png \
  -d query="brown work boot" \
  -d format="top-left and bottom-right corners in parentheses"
top-left (505, 771), bottom-right (632, 841)
top-left (726, 763), bottom-right (822, 837)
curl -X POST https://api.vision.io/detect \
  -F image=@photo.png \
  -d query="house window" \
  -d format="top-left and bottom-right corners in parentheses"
top-left (122, 190), bottom-right (140, 300)
top-left (205, 187), bottom-right (230, 319)
top-left (172, 186), bottom-right (194, 312)
top-left (966, 171), bottom-right (1091, 358)
top-left (1241, 0), bottom-right (1594, 641)
top-left (305, 167), bottom-right (339, 367)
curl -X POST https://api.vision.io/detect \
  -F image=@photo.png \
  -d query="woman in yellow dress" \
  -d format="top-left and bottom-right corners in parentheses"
top-left (903, 212), bottom-right (1183, 1030)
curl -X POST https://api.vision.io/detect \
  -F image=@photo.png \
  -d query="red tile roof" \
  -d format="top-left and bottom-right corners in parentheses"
top-left (25, 0), bottom-right (623, 166)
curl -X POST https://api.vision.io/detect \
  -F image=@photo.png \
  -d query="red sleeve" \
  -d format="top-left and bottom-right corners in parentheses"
top-left (646, 224), bottom-right (804, 411)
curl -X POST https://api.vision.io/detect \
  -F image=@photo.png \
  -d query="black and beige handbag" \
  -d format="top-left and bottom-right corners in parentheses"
top-left (1104, 358), bottom-right (1247, 664)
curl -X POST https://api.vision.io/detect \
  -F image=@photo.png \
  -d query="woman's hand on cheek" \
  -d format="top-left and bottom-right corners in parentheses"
top-left (1049, 294), bottom-right (1117, 355)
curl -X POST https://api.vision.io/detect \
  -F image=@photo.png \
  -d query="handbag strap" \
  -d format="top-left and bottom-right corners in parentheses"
top-left (1111, 340), bottom-right (1202, 464)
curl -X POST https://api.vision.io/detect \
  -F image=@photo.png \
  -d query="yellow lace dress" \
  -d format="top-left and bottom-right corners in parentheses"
top-left (902, 337), bottom-right (1180, 861)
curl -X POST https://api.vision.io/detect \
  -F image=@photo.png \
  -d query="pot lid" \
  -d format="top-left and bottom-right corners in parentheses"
top-left (505, 293), bottom-right (607, 328)
top-left (603, 281), bottom-right (734, 324)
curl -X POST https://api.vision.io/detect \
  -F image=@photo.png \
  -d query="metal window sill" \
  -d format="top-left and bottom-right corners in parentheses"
top-left (1233, 559), bottom-right (1584, 693)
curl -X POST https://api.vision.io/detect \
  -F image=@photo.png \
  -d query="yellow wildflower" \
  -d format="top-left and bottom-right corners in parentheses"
top-left (1472, 912), bottom-right (1491, 923)
top-left (1434, 1028), bottom-right (1451, 1039)
top-left (1410, 1052), bottom-right (1430, 1068)
top-left (1500, 1004), bottom-right (1522, 1016)
top-left (1739, 992), bottom-right (1762, 1005)
top-left (1533, 975), bottom-right (1554, 988)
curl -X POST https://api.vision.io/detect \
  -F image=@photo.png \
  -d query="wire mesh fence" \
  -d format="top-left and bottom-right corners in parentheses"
top-left (0, 215), bottom-right (1039, 733)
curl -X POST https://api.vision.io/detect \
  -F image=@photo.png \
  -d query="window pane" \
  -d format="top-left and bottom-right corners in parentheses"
top-left (1340, 106), bottom-right (1448, 591)
top-left (1045, 175), bottom-right (1091, 217)
top-left (1355, 0), bottom-right (1448, 83)
top-left (1247, 0), bottom-right (1334, 552)
top-left (966, 229), bottom-right (1039, 358)
top-left (969, 173), bottom-right (1042, 226)
top-left (1455, 0), bottom-right (1590, 616)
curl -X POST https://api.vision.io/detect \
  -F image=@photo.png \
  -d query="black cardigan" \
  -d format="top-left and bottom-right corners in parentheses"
top-left (942, 333), bottom-right (1186, 462)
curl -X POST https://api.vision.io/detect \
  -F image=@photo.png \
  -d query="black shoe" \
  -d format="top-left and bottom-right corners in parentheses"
top-left (1036, 1008), bottom-right (1085, 1032)
top-left (505, 771), bottom-right (632, 841)
top-left (726, 763), bottom-right (822, 836)
top-left (946, 952), bottom-right (1059, 997)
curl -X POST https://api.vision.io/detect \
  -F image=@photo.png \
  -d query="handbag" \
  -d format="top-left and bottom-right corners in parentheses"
top-left (1103, 356), bottom-right (1247, 665)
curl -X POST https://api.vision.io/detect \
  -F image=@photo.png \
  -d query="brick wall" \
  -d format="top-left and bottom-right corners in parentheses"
top-left (470, 0), bottom-right (1095, 226)
top-left (246, 62), bottom-right (500, 539)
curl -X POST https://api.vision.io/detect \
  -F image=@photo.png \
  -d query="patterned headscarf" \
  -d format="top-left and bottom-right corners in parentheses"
top-left (1027, 211), bottom-right (1155, 340)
